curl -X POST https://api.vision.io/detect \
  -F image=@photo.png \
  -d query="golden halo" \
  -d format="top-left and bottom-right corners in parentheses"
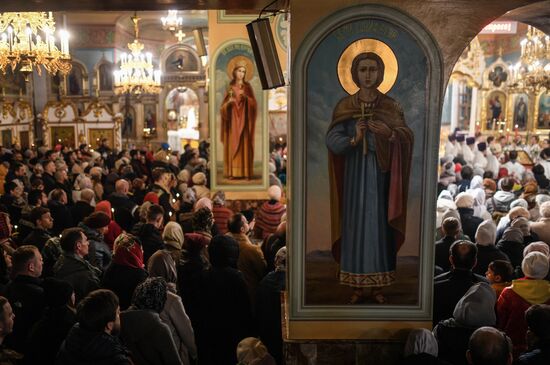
top-left (337, 39), bottom-right (398, 95)
top-left (226, 55), bottom-right (255, 82)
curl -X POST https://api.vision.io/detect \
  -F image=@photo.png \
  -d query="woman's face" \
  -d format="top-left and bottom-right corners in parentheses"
top-left (235, 67), bottom-right (246, 81)
top-left (356, 59), bottom-right (379, 90)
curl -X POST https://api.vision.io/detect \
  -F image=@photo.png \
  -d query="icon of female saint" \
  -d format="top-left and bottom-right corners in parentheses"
top-left (220, 56), bottom-right (258, 179)
top-left (326, 40), bottom-right (413, 304)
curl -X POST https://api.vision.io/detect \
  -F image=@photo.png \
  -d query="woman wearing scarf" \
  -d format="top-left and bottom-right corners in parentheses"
top-left (511, 216), bottom-right (539, 246)
top-left (497, 252), bottom-right (550, 359)
top-left (497, 227), bottom-right (527, 274)
top-left (102, 233), bottom-right (148, 310)
top-left (94, 200), bottom-right (123, 250)
top-left (148, 222), bottom-right (184, 289)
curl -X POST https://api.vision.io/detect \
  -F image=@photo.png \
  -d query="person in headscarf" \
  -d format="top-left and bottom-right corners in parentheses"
top-left (236, 337), bottom-right (276, 365)
top-left (94, 200), bottom-right (123, 251)
top-left (531, 201), bottom-right (550, 244)
top-left (497, 227), bottom-right (526, 274)
top-left (212, 191), bottom-right (233, 235)
top-left (434, 282), bottom-right (497, 365)
top-left (148, 222), bottom-right (184, 289)
top-left (195, 235), bottom-right (253, 365)
top-left (191, 172), bottom-right (209, 200)
top-left (120, 277), bottom-right (182, 365)
top-left (402, 328), bottom-right (442, 365)
top-left (497, 252), bottom-right (550, 358)
top-left (455, 192), bottom-right (483, 241)
top-left (511, 216), bottom-right (539, 246)
top-left (436, 191), bottom-right (457, 230)
top-left (521, 181), bottom-right (540, 221)
top-left (473, 220), bottom-right (509, 276)
top-left (102, 233), bottom-right (148, 310)
top-left (256, 247), bottom-right (286, 364)
top-left (495, 206), bottom-right (530, 243)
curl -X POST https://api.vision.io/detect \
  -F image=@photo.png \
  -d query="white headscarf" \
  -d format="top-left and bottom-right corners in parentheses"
top-left (403, 329), bottom-right (438, 357)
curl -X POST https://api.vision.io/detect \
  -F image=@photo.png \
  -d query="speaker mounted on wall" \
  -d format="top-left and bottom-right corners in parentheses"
top-left (193, 28), bottom-right (207, 57)
top-left (246, 18), bottom-right (285, 90)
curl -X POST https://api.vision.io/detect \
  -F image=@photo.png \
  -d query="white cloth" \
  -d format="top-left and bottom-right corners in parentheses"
top-left (473, 150), bottom-right (487, 170)
top-left (486, 154), bottom-right (499, 179)
top-left (404, 328), bottom-right (438, 357)
top-left (445, 141), bottom-right (458, 159)
top-left (540, 159), bottom-right (550, 180)
top-left (502, 160), bottom-right (525, 179)
top-left (462, 144), bottom-right (474, 165)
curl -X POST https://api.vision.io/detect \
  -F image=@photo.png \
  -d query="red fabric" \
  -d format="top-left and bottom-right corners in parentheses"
top-left (255, 202), bottom-right (286, 239)
top-left (497, 281), bottom-right (550, 358)
top-left (212, 206), bottom-right (233, 235)
top-left (498, 167), bottom-right (509, 179)
top-left (112, 241), bottom-right (144, 269)
top-left (144, 192), bottom-right (160, 205)
top-left (104, 220), bottom-right (123, 251)
top-left (95, 200), bottom-right (112, 219)
top-left (184, 233), bottom-right (209, 253)
top-left (454, 162), bottom-right (462, 173)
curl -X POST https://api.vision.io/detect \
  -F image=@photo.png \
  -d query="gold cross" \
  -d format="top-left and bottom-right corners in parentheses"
top-left (175, 30), bottom-right (186, 43)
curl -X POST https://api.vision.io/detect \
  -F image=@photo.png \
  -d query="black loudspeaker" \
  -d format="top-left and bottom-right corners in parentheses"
top-left (193, 29), bottom-right (207, 57)
top-left (246, 18), bottom-right (285, 90)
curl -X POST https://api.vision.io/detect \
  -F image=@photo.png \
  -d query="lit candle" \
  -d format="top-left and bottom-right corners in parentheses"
top-left (7, 25), bottom-right (13, 52)
top-left (26, 25), bottom-right (33, 52)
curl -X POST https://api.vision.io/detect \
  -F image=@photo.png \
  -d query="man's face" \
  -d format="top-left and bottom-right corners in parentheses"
top-left (31, 251), bottom-right (44, 277)
top-left (76, 232), bottom-right (90, 257)
top-left (40, 193), bottom-right (48, 206)
top-left (241, 215), bottom-right (250, 234)
top-left (39, 212), bottom-right (54, 230)
top-left (60, 191), bottom-right (68, 205)
top-left (15, 166), bottom-right (25, 177)
top-left (11, 185), bottom-right (23, 199)
top-left (45, 162), bottom-right (56, 174)
top-left (0, 302), bottom-right (15, 336)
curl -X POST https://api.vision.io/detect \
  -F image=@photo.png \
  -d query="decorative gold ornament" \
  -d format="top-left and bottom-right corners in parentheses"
top-left (114, 14), bottom-right (162, 95)
top-left (337, 38), bottom-right (398, 95)
top-left (226, 55), bottom-right (255, 82)
top-left (0, 12), bottom-right (72, 79)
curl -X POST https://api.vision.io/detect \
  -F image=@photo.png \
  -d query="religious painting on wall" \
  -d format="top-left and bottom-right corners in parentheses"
top-left (165, 49), bottom-right (199, 73)
top-left (487, 91), bottom-right (506, 130)
top-left (98, 62), bottom-right (114, 92)
top-left (165, 87), bottom-right (200, 131)
top-left (0, 68), bottom-right (26, 95)
top-left (89, 129), bottom-right (114, 150)
top-left (143, 104), bottom-right (157, 133)
top-left (289, 4), bottom-right (442, 329)
top-left (537, 92), bottom-right (550, 129)
top-left (50, 126), bottom-right (75, 148)
top-left (19, 131), bottom-right (29, 149)
top-left (1, 130), bottom-right (12, 148)
top-left (210, 41), bottom-right (268, 191)
top-left (121, 105), bottom-right (136, 139)
top-left (513, 93), bottom-right (529, 131)
top-left (67, 63), bottom-right (85, 96)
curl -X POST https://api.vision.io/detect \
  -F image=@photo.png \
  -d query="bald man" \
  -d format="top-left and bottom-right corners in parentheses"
top-left (467, 327), bottom-right (512, 365)
top-left (108, 178), bottom-right (137, 231)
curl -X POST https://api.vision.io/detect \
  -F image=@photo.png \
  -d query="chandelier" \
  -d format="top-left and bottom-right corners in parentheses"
top-left (161, 10), bottom-right (183, 33)
top-left (509, 25), bottom-right (550, 93)
top-left (0, 12), bottom-right (71, 80)
top-left (114, 14), bottom-right (162, 95)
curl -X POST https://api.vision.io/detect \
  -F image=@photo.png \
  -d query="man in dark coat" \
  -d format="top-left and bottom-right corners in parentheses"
top-left (23, 206), bottom-right (53, 252)
top-left (131, 204), bottom-right (165, 264)
top-left (150, 167), bottom-right (176, 223)
top-left (47, 189), bottom-right (74, 236)
top-left (108, 179), bottom-right (137, 232)
top-left (54, 228), bottom-right (101, 303)
top-left (433, 240), bottom-right (488, 326)
top-left (517, 304), bottom-right (550, 365)
top-left (473, 219), bottom-right (510, 276)
top-left (56, 289), bottom-right (132, 365)
top-left (435, 217), bottom-right (461, 273)
top-left (69, 189), bottom-right (95, 226)
top-left (41, 161), bottom-right (57, 194)
top-left (54, 169), bottom-right (73, 206)
top-left (455, 193), bottom-right (483, 243)
top-left (4, 246), bottom-right (45, 354)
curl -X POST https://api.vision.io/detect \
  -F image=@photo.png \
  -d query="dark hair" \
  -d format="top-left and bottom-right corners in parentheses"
top-left (50, 188), bottom-right (66, 202)
top-left (533, 164), bottom-right (545, 175)
top-left (450, 240), bottom-right (477, 270)
top-left (500, 177), bottom-right (514, 192)
top-left (132, 277), bottom-right (168, 313)
top-left (468, 327), bottom-right (511, 365)
top-left (487, 136), bottom-right (495, 144)
top-left (482, 171), bottom-right (494, 179)
top-left (11, 245), bottom-right (39, 277)
top-left (525, 304), bottom-right (550, 340)
top-left (30, 177), bottom-right (44, 189)
top-left (208, 235), bottom-right (239, 268)
top-left (442, 217), bottom-right (460, 237)
top-left (228, 213), bottom-right (245, 234)
top-left (192, 207), bottom-right (214, 232)
top-left (146, 204), bottom-right (165, 222)
top-left (509, 150), bottom-right (518, 161)
top-left (488, 260), bottom-right (513, 282)
top-left (351, 52), bottom-right (384, 88)
top-left (152, 167), bottom-right (169, 182)
top-left (77, 289), bottom-right (119, 332)
top-left (60, 227), bottom-right (85, 253)
top-left (27, 189), bottom-right (45, 206)
top-left (4, 181), bottom-right (18, 194)
top-left (11, 162), bottom-right (23, 172)
top-left (30, 206), bottom-right (50, 225)
top-left (461, 165), bottom-right (474, 181)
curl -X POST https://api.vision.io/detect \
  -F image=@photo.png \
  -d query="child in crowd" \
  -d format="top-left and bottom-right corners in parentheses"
top-left (486, 259), bottom-right (514, 297)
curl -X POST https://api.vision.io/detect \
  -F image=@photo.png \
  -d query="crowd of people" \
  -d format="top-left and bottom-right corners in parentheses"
top-left (0, 139), bottom-right (288, 365)
top-left (405, 131), bottom-right (550, 365)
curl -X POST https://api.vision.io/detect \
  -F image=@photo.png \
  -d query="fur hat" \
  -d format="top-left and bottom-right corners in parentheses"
top-left (83, 212), bottom-right (110, 229)
top-left (177, 169), bottom-right (190, 183)
top-left (477, 142), bottom-right (487, 152)
top-left (483, 178), bottom-right (497, 192)
top-left (268, 185), bottom-right (282, 201)
top-left (455, 192), bottom-right (474, 208)
top-left (192, 172), bottom-right (206, 185)
top-left (475, 220), bottom-right (496, 246)
top-left (456, 134), bottom-right (465, 142)
top-left (466, 137), bottom-right (475, 145)
top-left (522, 251), bottom-right (550, 279)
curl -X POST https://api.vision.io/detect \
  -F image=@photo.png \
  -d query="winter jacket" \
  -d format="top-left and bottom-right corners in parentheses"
top-left (496, 239), bottom-right (525, 274)
top-left (516, 339), bottom-right (550, 365)
top-left (497, 278), bottom-right (550, 358)
top-left (457, 208), bottom-right (483, 244)
top-left (131, 222), bottom-right (164, 264)
top-left (254, 201), bottom-right (286, 240)
top-left (78, 223), bottom-right (112, 271)
top-left (70, 201), bottom-right (94, 226)
top-left (256, 270), bottom-right (285, 365)
top-left (434, 236), bottom-right (456, 273)
top-left (120, 308), bottom-right (182, 365)
top-left (433, 319), bottom-right (476, 365)
top-left (54, 254), bottom-right (101, 303)
top-left (47, 200), bottom-right (74, 236)
top-left (23, 227), bottom-right (52, 252)
top-left (56, 323), bottom-right (132, 365)
top-left (212, 205), bottom-right (233, 235)
top-left (102, 263), bottom-right (148, 310)
top-left (473, 244), bottom-right (510, 276)
top-left (486, 191), bottom-right (516, 214)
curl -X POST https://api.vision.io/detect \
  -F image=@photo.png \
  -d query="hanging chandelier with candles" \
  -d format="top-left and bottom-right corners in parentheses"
top-left (114, 14), bottom-right (162, 95)
top-left (0, 12), bottom-right (71, 80)
top-left (161, 10), bottom-right (183, 33)
top-left (509, 25), bottom-right (550, 93)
